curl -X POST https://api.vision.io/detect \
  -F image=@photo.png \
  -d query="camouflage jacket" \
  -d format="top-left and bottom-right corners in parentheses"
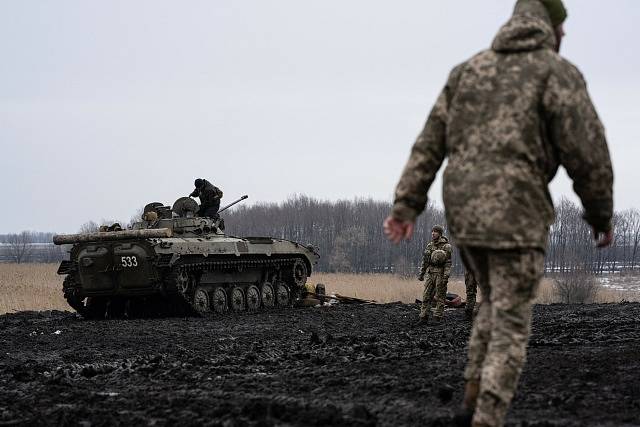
top-left (419, 236), bottom-right (452, 277)
top-left (190, 179), bottom-right (223, 206)
top-left (392, 0), bottom-right (613, 250)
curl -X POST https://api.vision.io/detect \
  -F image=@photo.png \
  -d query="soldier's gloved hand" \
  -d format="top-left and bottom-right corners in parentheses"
top-left (418, 274), bottom-right (424, 281)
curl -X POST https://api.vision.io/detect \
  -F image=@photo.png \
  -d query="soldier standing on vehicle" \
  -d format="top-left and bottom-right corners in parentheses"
top-left (383, 0), bottom-right (613, 425)
top-left (464, 269), bottom-right (478, 320)
top-left (417, 225), bottom-right (452, 324)
top-left (190, 178), bottom-right (224, 218)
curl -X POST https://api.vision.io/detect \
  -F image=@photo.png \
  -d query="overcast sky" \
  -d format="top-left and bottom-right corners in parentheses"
top-left (1, 0), bottom-right (638, 233)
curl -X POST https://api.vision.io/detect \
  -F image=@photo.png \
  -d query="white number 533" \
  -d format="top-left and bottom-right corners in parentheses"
top-left (121, 256), bottom-right (138, 268)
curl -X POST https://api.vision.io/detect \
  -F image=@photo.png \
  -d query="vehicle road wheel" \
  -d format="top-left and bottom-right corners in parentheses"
top-left (291, 259), bottom-right (308, 287)
top-left (246, 285), bottom-right (261, 311)
top-left (193, 287), bottom-right (210, 315)
top-left (176, 269), bottom-right (191, 295)
top-left (212, 287), bottom-right (228, 315)
top-left (230, 286), bottom-right (245, 312)
top-left (275, 282), bottom-right (290, 307)
top-left (261, 282), bottom-right (275, 308)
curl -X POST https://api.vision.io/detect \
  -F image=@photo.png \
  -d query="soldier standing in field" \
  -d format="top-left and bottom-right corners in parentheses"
top-left (464, 269), bottom-right (478, 320)
top-left (190, 178), bottom-right (224, 218)
top-left (417, 225), bottom-right (452, 324)
top-left (383, 0), bottom-right (614, 426)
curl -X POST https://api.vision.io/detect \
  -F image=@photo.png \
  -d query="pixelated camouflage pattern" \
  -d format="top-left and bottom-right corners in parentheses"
top-left (392, 0), bottom-right (613, 250)
top-left (464, 269), bottom-right (479, 314)
top-left (420, 271), bottom-right (449, 319)
top-left (419, 236), bottom-right (452, 278)
top-left (418, 236), bottom-right (452, 319)
top-left (461, 247), bottom-right (544, 427)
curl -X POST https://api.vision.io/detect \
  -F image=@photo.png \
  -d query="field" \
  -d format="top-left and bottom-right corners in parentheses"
top-left (1, 264), bottom-right (639, 425)
top-left (1, 264), bottom-right (639, 314)
top-left (0, 264), bottom-right (67, 314)
top-left (1, 303), bottom-right (639, 426)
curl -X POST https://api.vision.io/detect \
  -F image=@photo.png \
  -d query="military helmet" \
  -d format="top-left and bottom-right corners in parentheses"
top-left (431, 249), bottom-right (447, 265)
top-left (432, 225), bottom-right (445, 235)
top-left (142, 211), bottom-right (158, 222)
top-left (194, 178), bottom-right (204, 188)
top-left (540, 0), bottom-right (567, 27)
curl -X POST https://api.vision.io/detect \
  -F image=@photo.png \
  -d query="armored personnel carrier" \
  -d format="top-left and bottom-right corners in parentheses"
top-left (54, 196), bottom-right (319, 319)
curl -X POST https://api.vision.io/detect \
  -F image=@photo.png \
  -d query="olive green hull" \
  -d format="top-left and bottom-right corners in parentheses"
top-left (56, 225), bottom-right (319, 318)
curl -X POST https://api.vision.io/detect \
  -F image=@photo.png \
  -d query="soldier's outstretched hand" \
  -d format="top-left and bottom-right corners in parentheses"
top-left (383, 216), bottom-right (415, 244)
top-left (594, 228), bottom-right (614, 248)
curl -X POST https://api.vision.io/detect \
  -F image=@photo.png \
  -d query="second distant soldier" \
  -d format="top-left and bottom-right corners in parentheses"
top-left (190, 178), bottom-right (224, 218)
top-left (418, 225), bottom-right (452, 323)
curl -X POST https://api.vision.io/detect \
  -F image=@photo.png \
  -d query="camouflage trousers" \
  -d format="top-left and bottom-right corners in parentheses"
top-left (464, 269), bottom-right (479, 314)
top-left (420, 271), bottom-right (448, 319)
top-left (460, 247), bottom-right (544, 427)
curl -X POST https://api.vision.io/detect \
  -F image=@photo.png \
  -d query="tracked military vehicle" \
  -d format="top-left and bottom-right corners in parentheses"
top-left (54, 195), bottom-right (319, 319)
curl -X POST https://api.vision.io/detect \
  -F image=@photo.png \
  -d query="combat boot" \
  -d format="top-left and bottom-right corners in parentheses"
top-left (453, 381), bottom-right (479, 427)
top-left (431, 315), bottom-right (443, 324)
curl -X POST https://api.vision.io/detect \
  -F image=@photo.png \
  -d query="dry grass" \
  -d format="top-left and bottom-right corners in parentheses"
top-left (310, 273), bottom-right (640, 305)
top-left (0, 263), bottom-right (67, 314)
top-left (310, 273), bottom-right (467, 303)
top-left (0, 264), bottom-right (638, 315)
top-left (535, 277), bottom-right (638, 304)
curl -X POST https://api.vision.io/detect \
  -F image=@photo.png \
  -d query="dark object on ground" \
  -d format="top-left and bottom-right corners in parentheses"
top-left (415, 292), bottom-right (463, 307)
top-left (446, 293), bottom-right (463, 307)
top-left (1, 303), bottom-right (638, 426)
top-left (53, 195), bottom-right (319, 319)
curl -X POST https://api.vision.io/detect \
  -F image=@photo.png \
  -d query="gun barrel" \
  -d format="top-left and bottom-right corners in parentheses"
top-left (53, 228), bottom-right (172, 245)
top-left (217, 195), bottom-right (249, 214)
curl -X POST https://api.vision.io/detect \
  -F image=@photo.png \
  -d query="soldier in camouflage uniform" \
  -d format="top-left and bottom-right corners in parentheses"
top-left (383, 0), bottom-right (613, 425)
top-left (464, 269), bottom-right (478, 320)
top-left (417, 225), bottom-right (452, 323)
top-left (190, 178), bottom-right (224, 218)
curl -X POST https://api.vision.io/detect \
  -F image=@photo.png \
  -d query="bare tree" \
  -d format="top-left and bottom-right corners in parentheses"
top-left (78, 221), bottom-right (100, 234)
top-left (42, 244), bottom-right (66, 263)
top-left (127, 206), bottom-right (145, 229)
top-left (616, 209), bottom-right (640, 273)
top-left (6, 231), bottom-right (34, 264)
top-left (393, 255), bottom-right (413, 278)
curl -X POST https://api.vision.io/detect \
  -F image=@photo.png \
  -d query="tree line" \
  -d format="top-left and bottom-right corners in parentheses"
top-left (2, 195), bottom-right (639, 275)
top-left (224, 195), bottom-right (640, 276)
top-left (0, 232), bottom-right (65, 263)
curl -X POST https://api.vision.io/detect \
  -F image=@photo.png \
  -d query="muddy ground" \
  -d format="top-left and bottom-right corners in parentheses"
top-left (1, 303), bottom-right (639, 427)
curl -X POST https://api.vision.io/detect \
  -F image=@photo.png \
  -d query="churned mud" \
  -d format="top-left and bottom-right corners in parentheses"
top-left (1, 303), bottom-right (639, 426)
